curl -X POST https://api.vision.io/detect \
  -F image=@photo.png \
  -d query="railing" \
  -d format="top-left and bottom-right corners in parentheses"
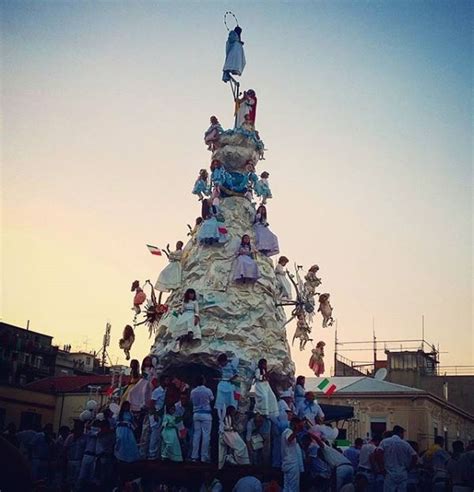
top-left (438, 366), bottom-right (474, 376)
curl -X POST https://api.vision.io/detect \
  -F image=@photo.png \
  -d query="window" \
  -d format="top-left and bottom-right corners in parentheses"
top-left (20, 411), bottom-right (42, 431)
top-left (370, 418), bottom-right (387, 441)
top-left (86, 357), bottom-right (91, 365)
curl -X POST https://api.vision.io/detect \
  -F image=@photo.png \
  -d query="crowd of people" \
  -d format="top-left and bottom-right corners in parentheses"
top-left (2, 359), bottom-right (474, 491)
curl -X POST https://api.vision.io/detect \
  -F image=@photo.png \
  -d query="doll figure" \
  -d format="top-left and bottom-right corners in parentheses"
top-left (255, 171), bottom-right (272, 204)
top-left (187, 217), bottom-right (203, 239)
top-left (192, 169), bottom-right (210, 200)
top-left (235, 89), bottom-right (257, 128)
top-left (292, 313), bottom-right (312, 351)
top-left (210, 159), bottom-right (228, 187)
top-left (119, 325), bottom-right (135, 361)
top-left (254, 358), bottom-right (279, 418)
top-left (254, 205), bottom-right (279, 257)
top-left (294, 375), bottom-right (306, 410)
top-left (204, 116), bottom-right (223, 151)
top-left (114, 401), bottom-right (140, 462)
top-left (233, 235), bottom-right (260, 283)
top-left (304, 265), bottom-right (322, 297)
top-left (309, 341), bottom-right (325, 376)
top-left (275, 256), bottom-right (292, 300)
top-left (131, 280), bottom-right (146, 314)
top-left (244, 160), bottom-right (258, 198)
top-left (172, 288), bottom-right (201, 348)
top-left (222, 26), bottom-right (246, 83)
top-left (197, 199), bottom-right (228, 245)
top-left (155, 241), bottom-right (183, 292)
top-left (318, 293), bottom-right (334, 328)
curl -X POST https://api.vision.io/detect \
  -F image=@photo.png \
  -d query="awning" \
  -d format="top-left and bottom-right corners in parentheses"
top-left (320, 403), bottom-right (354, 423)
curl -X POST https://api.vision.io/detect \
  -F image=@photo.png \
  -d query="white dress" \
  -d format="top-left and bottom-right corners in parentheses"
top-left (218, 415), bottom-right (250, 469)
top-left (254, 368), bottom-right (279, 418)
top-left (275, 264), bottom-right (292, 299)
top-left (173, 300), bottom-right (201, 340)
top-left (155, 250), bottom-right (182, 292)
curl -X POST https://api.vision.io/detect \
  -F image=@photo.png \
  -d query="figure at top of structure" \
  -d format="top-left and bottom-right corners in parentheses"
top-left (222, 25), bottom-right (246, 83)
top-left (235, 90), bottom-right (257, 128)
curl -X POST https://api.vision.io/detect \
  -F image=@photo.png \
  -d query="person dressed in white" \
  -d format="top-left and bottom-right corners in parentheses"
top-left (218, 406), bottom-right (250, 469)
top-left (190, 375), bottom-right (214, 463)
top-left (222, 26), bottom-right (246, 83)
top-left (173, 288), bottom-right (201, 346)
top-left (254, 358), bottom-right (279, 418)
top-left (297, 391), bottom-right (325, 425)
top-left (281, 417), bottom-right (305, 492)
top-left (275, 256), bottom-right (292, 300)
top-left (148, 375), bottom-right (168, 460)
top-left (376, 425), bottom-right (418, 492)
top-left (317, 438), bottom-right (354, 491)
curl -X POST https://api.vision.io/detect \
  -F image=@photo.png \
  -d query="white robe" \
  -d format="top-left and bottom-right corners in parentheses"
top-left (223, 31), bottom-right (246, 76)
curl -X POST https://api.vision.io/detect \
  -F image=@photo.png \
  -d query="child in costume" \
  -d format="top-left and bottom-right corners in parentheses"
top-left (218, 406), bottom-right (250, 469)
top-left (155, 241), bottom-right (183, 292)
top-left (172, 288), bottom-right (201, 348)
top-left (161, 404), bottom-right (183, 462)
top-left (131, 280), bottom-right (146, 314)
top-left (215, 354), bottom-right (239, 428)
top-left (309, 341), bottom-right (325, 376)
top-left (255, 171), bottom-right (272, 204)
top-left (254, 205), bottom-right (279, 257)
top-left (204, 115), bottom-right (222, 151)
top-left (233, 235), bottom-right (260, 283)
top-left (254, 358), bottom-right (279, 418)
top-left (275, 256), bottom-right (292, 300)
top-left (292, 313), bottom-right (312, 351)
top-left (294, 376), bottom-right (306, 411)
top-left (197, 199), bottom-right (228, 245)
top-left (114, 401), bottom-right (140, 463)
top-left (192, 169), bottom-right (210, 200)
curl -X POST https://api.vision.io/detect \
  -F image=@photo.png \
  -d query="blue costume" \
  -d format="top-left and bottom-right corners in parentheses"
top-left (115, 411), bottom-right (140, 463)
top-left (215, 358), bottom-right (239, 411)
top-left (255, 178), bottom-right (272, 200)
top-left (192, 178), bottom-right (210, 197)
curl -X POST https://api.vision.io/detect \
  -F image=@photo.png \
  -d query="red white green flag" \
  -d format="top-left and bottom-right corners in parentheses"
top-left (318, 378), bottom-right (337, 396)
top-left (146, 244), bottom-right (162, 256)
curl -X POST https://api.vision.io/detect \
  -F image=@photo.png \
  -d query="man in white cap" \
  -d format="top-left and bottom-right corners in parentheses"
top-left (278, 390), bottom-right (296, 425)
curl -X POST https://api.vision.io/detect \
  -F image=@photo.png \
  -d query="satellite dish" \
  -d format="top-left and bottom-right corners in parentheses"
top-left (374, 368), bottom-right (387, 381)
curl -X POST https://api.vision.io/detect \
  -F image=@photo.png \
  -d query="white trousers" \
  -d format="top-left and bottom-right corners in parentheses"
top-left (191, 413), bottom-right (212, 462)
top-left (282, 463), bottom-right (300, 492)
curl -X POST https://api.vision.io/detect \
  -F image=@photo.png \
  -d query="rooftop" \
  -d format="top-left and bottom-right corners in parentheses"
top-left (307, 376), bottom-right (425, 394)
top-left (25, 374), bottom-right (128, 393)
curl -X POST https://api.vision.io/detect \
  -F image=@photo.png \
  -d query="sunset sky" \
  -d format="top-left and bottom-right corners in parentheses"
top-left (2, 1), bottom-right (472, 376)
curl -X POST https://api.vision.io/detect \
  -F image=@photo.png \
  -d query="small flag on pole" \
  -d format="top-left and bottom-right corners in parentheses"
top-left (317, 378), bottom-right (337, 396)
top-left (146, 244), bottom-right (162, 256)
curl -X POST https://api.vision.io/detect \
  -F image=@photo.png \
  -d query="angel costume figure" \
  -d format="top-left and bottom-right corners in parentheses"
top-left (233, 235), bottom-right (260, 283)
top-left (304, 265), bottom-right (322, 297)
top-left (204, 116), bottom-right (223, 151)
top-left (131, 280), bottom-right (146, 314)
top-left (235, 89), bottom-right (257, 128)
top-left (192, 169), bottom-right (210, 200)
top-left (172, 288), bottom-right (201, 345)
top-left (275, 256), bottom-right (292, 300)
top-left (254, 205), bottom-right (279, 257)
top-left (218, 406), bottom-right (250, 469)
top-left (309, 342), bottom-right (325, 376)
top-left (161, 405), bottom-right (183, 462)
top-left (222, 26), bottom-right (246, 83)
top-left (318, 293), bottom-right (334, 328)
top-left (198, 199), bottom-right (228, 245)
top-left (254, 359), bottom-right (279, 418)
top-left (292, 314), bottom-right (312, 351)
top-left (115, 401), bottom-right (140, 463)
top-left (255, 171), bottom-right (272, 204)
top-left (215, 354), bottom-right (239, 426)
top-left (155, 241), bottom-right (183, 292)
top-left (119, 325), bottom-right (135, 361)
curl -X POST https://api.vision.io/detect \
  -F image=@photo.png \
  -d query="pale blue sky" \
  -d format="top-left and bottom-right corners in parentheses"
top-left (2, 1), bottom-right (472, 374)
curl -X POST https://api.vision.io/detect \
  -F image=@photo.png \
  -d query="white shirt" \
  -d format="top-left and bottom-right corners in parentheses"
top-left (151, 386), bottom-right (166, 412)
top-left (321, 446), bottom-right (352, 468)
top-left (379, 435), bottom-right (417, 477)
top-left (297, 399), bottom-right (325, 425)
top-left (359, 442), bottom-right (376, 469)
top-left (281, 428), bottom-right (304, 472)
top-left (190, 385), bottom-right (214, 413)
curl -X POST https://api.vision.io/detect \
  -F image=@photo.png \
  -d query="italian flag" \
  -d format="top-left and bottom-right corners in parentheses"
top-left (318, 378), bottom-right (337, 396)
top-left (147, 244), bottom-right (162, 256)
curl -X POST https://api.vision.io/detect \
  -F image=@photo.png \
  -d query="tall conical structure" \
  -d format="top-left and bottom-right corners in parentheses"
top-left (150, 131), bottom-right (295, 401)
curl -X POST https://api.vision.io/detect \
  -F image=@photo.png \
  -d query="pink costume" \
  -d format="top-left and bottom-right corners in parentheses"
top-left (309, 346), bottom-right (325, 377)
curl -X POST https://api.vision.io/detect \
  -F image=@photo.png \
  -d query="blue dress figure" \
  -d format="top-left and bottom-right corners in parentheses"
top-left (161, 406), bottom-right (183, 462)
top-left (114, 402), bottom-right (140, 463)
top-left (222, 26), bottom-right (246, 83)
top-left (254, 205), bottom-right (279, 257)
top-left (255, 171), bottom-right (272, 204)
top-left (192, 169), bottom-right (210, 200)
top-left (233, 235), bottom-right (260, 283)
top-left (215, 354), bottom-right (239, 427)
top-left (197, 199), bottom-right (228, 245)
